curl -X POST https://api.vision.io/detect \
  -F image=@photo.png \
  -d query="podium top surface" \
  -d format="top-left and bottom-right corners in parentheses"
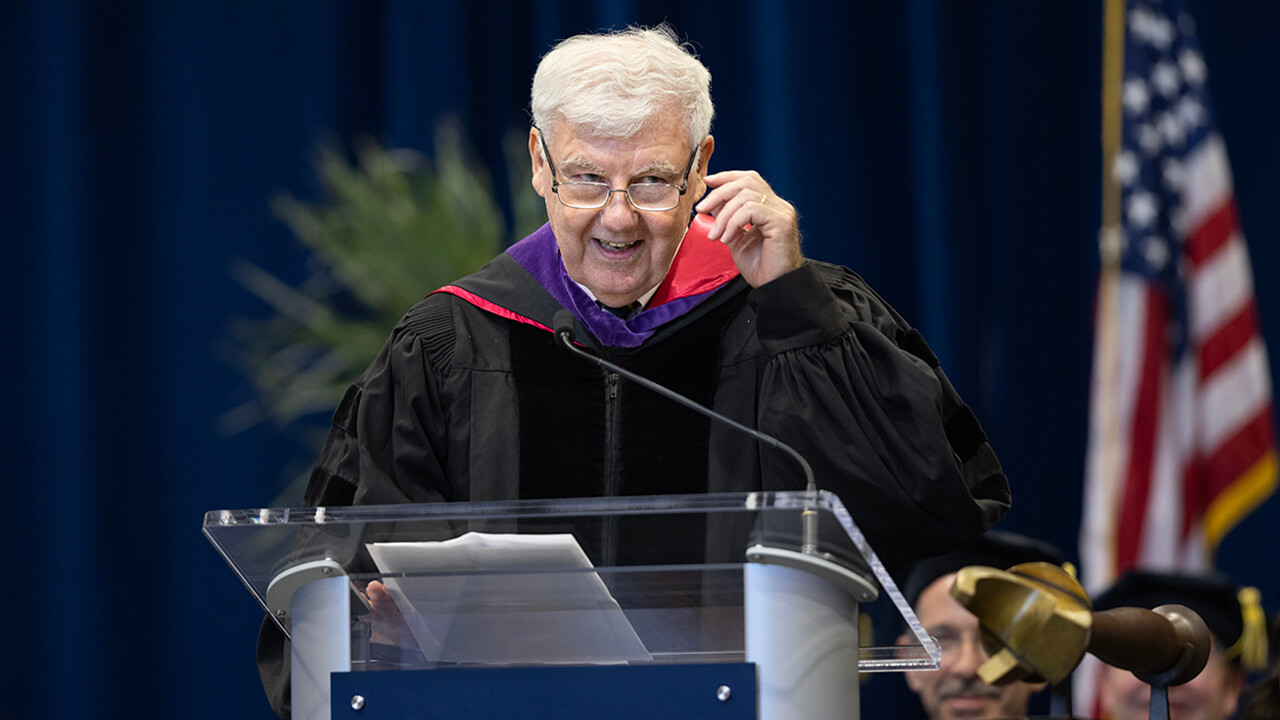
top-left (204, 490), bottom-right (940, 672)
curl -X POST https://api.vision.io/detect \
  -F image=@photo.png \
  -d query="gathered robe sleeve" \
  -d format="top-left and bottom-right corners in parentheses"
top-left (302, 298), bottom-right (459, 509)
top-left (749, 261), bottom-right (1010, 570)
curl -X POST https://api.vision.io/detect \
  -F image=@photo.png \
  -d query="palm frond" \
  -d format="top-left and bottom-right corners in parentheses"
top-left (227, 120), bottom-right (540, 437)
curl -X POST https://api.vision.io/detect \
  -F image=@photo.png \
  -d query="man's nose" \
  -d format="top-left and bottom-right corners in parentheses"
top-left (600, 188), bottom-right (639, 228)
top-left (949, 636), bottom-right (987, 678)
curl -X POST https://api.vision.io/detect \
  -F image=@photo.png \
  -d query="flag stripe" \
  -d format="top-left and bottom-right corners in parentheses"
top-left (1203, 406), bottom-right (1277, 494)
top-left (1115, 287), bottom-right (1169, 572)
top-left (1180, 134), bottom-right (1232, 232)
top-left (1082, 276), bottom-right (1127, 589)
top-left (1189, 232), bottom-right (1253, 343)
top-left (1198, 299), bottom-right (1260, 380)
top-left (1185, 400), bottom-right (1272, 540)
top-left (1205, 449), bottom-right (1279, 547)
top-left (1184, 199), bottom-right (1237, 267)
top-left (1148, 358), bottom-right (1196, 559)
top-left (1200, 337), bottom-right (1272, 452)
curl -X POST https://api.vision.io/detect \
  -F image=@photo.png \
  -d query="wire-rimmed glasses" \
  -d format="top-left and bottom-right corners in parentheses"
top-left (534, 126), bottom-right (697, 212)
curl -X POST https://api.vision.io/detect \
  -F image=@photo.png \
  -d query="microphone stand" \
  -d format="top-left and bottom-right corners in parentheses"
top-left (552, 311), bottom-right (820, 555)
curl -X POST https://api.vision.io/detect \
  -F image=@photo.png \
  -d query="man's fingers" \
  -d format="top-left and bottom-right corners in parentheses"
top-left (714, 194), bottom-right (764, 244)
top-left (700, 182), bottom-right (773, 242)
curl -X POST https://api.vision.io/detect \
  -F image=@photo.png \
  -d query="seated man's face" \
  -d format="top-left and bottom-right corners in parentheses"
top-left (529, 115), bottom-right (710, 308)
top-left (904, 573), bottom-right (1038, 719)
top-left (1100, 643), bottom-right (1243, 720)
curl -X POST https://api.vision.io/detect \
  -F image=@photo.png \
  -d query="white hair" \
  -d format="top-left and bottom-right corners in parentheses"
top-left (530, 24), bottom-right (714, 149)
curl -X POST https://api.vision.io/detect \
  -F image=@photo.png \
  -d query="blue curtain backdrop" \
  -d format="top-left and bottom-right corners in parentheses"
top-left (4, 2), bottom-right (1278, 718)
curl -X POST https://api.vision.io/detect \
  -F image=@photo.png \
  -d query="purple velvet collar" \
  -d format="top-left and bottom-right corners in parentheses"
top-left (507, 223), bottom-right (732, 348)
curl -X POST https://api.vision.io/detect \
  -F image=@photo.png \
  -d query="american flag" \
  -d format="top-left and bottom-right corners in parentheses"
top-left (1076, 0), bottom-right (1277, 711)
top-left (1081, 0), bottom-right (1276, 601)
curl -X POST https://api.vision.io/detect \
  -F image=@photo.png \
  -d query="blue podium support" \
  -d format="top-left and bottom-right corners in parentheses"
top-left (329, 663), bottom-right (757, 719)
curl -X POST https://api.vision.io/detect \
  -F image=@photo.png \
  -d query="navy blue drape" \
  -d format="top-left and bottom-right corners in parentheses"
top-left (5, 2), bottom-right (1278, 718)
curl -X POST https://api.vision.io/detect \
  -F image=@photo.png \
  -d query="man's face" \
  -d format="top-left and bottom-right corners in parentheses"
top-left (1101, 643), bottom-right (1243, 720)
top-left (529, 116), bottom-right (713, 308)
top-left (904, 574), bottom-right (1039, 719)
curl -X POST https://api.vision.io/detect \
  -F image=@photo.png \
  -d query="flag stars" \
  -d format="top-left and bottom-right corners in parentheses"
top-left (1129, 6), bottom-right (1175, 50)
top-left (1143, 236), bottom-right (1170, 271)
top-left (1127, 191), bottom-right (1159, 229)
top-left (1138, 122), bottom-right (1163, 155)
top-left (1152, 61), bottom-right (1181, 98)
top-left (1124, 78), bottom-right (1152, 116)
top-left (1124, 78), bottom-right (1151, 116)
top-left (1159, 111), bottom-right (1186, 148)
top-left (1178, 48), bottom-right (1206, 86)
top-left (1128, 7), bottom-right (1155, 41)
top-left (1149, 17), bottom-right (1176, 50)
top-left (1114, 151), bottom-right (1140, 186)
top-left (1176, 96), bottom-right (1206, 129)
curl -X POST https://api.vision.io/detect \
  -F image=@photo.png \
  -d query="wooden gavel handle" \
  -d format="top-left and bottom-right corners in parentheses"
top-left (1088, 604), bottom-right (1211, 687)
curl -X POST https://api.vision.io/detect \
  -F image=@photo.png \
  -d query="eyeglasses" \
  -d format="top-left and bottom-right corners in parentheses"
top-left (535, 126), bottom-right (697, 212)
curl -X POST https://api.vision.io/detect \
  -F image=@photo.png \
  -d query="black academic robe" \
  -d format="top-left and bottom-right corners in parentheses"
top-left (257, 245), bottom-right (1011, 717)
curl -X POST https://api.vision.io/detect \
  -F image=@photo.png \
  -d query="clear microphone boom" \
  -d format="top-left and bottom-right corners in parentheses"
top-left (552, 310), bottom-right (820, 554)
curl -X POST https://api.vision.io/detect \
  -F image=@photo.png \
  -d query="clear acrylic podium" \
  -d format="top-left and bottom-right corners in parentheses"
top-left (204, 491), bottom-right (939, 720)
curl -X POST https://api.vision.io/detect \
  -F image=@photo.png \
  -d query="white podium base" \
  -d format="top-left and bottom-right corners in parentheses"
top-left (745, 547), bottom-right (875, 720)
top-left (284, 567), bottom-right (350, 720)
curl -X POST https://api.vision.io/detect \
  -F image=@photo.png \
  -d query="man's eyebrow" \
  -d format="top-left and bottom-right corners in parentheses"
top-left (558, 156), bottom-right (683, 177)
top-left (559, 156), bottom-right (605, 174)
top-left (634, 158), bottom-right (682, 176)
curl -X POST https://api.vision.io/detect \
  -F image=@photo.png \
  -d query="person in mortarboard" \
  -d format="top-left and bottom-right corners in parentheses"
top-left (1238, 593), bottom-right (1279, 720)
top-left (897, 530), bottom-right (1068, 720)
top-left (1096, 569), bottom-right (1269, 720)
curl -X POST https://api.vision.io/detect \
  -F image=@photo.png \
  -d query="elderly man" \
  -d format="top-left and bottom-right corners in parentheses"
top-left (897, 530), bottom-right (1065, 720)
top-left (258, 24), bottom-right (1010, 717)
top-left (1097, 570), bottom-right (1266, 720)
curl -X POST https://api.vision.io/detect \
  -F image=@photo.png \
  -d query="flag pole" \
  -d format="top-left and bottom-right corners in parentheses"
top-left (1075, 4), bottom-right (1129, 713)
top-left (1085, 0), bottom-right (1128, 594)
top-left (1101, 0), bottom-right (1125, 241)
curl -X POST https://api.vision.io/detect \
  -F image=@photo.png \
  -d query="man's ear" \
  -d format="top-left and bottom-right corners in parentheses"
top-left (697, 134), bottom-right (715, 175)
top-left (1223, 665), bottom-right (1247, 717)
top-left (689, 134), bottom-right (715, 198)
top-left (529, 127), bottom-right (548, 198)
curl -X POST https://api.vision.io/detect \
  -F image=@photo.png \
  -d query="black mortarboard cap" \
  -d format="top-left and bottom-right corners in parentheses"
top-left (1094, 570), bottom-right (1241, 647)
top-left (898, 530), bottom-right (1066, 608)
top-left (1093, 569), bottom-right (1268, 670)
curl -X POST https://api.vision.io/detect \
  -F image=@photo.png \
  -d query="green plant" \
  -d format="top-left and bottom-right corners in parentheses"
top-left (224, 121), bottom-right (542, 460)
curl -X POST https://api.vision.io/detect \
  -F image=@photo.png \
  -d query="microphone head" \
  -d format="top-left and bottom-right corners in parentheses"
top-left (552, 310), bottom-right (576, 345)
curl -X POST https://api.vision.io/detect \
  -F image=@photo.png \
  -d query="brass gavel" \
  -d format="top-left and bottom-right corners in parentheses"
top-left (949, 562), bottom-right (1212, 688)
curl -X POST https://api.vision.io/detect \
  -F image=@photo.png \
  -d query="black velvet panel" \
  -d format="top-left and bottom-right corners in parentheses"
top-left (509, 297), bottom-right (746, 566)
top-left (509, 324), bottom-right (608, 499)
top-left (609, 338), bottom-right (717, 497)
top-left (510, 299), bottom-right (745, 499)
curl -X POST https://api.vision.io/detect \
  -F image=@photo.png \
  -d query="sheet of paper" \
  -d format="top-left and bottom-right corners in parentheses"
top-left (366, 532), bottom-right (651, 665)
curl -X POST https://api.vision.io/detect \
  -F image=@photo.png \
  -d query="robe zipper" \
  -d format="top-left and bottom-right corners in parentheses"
top-left (602, 370), bottom-right (622, 565)
top-left (604, 370), bottom-right (621, 495)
